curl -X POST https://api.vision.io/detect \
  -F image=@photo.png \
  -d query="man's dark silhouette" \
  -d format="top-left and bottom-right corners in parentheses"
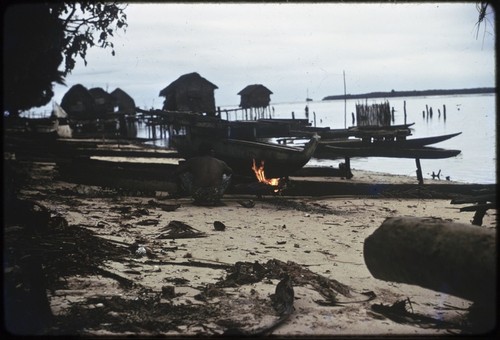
top-left (174, 144), bottom-right (233, 206)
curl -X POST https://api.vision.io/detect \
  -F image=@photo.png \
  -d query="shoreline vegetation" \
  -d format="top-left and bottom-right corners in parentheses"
top-left (322, 87), bottom-right (495, 101)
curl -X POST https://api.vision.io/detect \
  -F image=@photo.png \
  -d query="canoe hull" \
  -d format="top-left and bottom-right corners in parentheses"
top-left (319, 132), bottom-right (462, 148)
top-left (320, 145), bottom-right (461, 159)
top-left (171, 134), bottom-right (320, 178)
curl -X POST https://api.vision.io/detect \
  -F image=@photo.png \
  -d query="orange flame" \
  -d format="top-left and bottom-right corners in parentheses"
top-left (252, 159), bottom-right (280, 186)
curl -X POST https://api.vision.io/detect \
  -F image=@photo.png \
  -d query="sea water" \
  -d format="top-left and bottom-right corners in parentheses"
top-left (223, 93), bottom-right (496, 184)
top-left (118, 93), bottom-right (498, 184)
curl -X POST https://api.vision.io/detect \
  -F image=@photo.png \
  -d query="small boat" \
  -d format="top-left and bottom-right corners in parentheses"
top-left (319, 145), bottom-right (461, 159)
top-left (171, 134), bottom-right (320, 178)
top-left (290, 123), bottom-right (416, 140)
top-left (319, 132), bottom-right (462, 148)
top-left (349, 122), bottom-right (415, 131)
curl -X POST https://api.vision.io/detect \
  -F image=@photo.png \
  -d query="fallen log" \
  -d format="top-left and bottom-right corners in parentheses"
top-left (363, 217), bottom-right (496, 305)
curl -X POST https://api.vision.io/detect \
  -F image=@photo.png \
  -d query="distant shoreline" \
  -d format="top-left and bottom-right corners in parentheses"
top-left (322, 87), bottom-right (496, 101)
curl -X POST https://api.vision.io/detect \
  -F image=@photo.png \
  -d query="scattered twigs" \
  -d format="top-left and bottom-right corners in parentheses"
top-left (142, 259), bottom-right (233, 271)
top-left (223, 274), bottom-right (295, 337)
top-left (371, 298), bottom-right (458, 328)
top-left (92, 266), bottom-right (136, 288)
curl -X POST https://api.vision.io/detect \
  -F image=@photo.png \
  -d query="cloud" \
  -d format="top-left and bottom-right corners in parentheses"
top-left (33, 2), bottom-right (495, 112)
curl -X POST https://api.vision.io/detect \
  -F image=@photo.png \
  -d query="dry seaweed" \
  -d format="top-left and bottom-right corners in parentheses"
top-left (156, 220), bottom-right (207, 239)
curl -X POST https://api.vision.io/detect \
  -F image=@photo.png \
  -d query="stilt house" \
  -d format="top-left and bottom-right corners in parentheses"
top-left (159, 72), bottom-right (218, 115)
top-left (60, 84), bottom-right (96, 119)
top-left (111, 88), bottom-right (136, 115)
top-left (238, 84), bottom-right (273, 109)
top-left (88, 87), bottom-right (115, 117)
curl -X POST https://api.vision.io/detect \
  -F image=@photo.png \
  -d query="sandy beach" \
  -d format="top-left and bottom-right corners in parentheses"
top-left (4, 158), bottom-right (497, 337)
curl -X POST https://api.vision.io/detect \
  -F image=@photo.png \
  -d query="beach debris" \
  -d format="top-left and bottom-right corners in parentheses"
top-left (271, 273), bottom-right (295, 315)
top-left (237, 200), bottom-right (255, 208)
top-left (136, 218), bottom-right (159, 226)
top-left (110, 205), bottom-right (132, 214)
top-left (156, 220), bottom-right (207, 239)
top-left (216, 259), bottom-right (355, 306)
top-left (132, 208), bottom-right (150, 217)
top-left (450, 191), bottom-right (496, 226)
top-left (147, 199), bottom-right (181, 212)
top-left (222, 273), bottom-right (296, 337)
top-left (371, 298), bottom-right (457, 328)
top-left (223, 261), bottom-right (268, 285)
top-left (161, 285), bottom-right (176, 299)
top-left (266, 197), bottom-right (340, 215)
top-left (194, 283), bottom-right (223, 302)
top-left (213, 221), bottom-right (226, 231)
top-left (129, 242), bottom-right (155, 258)
top-left (431, 169), bottom-right (441, 180)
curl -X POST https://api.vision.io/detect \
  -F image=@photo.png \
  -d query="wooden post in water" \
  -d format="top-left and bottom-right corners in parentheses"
top-left (403, 101), bottom-right (407, 125)
top-left (415, 158), bottom-right (424, 185)
top-left (443, 104), bottom-right (446, 120)
top-left (343, 157), bottom-right (353, 179)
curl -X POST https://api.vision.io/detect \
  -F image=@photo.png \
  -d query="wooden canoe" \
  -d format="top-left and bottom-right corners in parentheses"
top-left (319, 132), bottom-right (462, 148)
top-left (171, 134), bottom-right (320, 178)
top-left (290, 123), bottom-right (415, 140)
top-left (319, 145), bottom-right (461, 159)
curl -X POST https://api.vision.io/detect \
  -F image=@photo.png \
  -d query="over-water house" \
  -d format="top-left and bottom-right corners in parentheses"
top-left (60, 84), bottom-right (96, 119)
top-left (88, 87), bottom-right (115, 117)
top-left (159, 72), bottom-right (218, 115)
top-left (238, 84), bottom-right (273, 109)
top-left (110, 88), bottom-right (136, 115)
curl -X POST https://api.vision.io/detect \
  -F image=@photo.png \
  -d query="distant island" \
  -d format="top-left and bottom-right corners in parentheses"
top-left (322, 87), bottom-right (496, 101)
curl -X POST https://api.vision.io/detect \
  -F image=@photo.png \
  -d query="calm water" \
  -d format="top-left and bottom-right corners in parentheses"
top-left (258, 94), bottom-right (496, 184)
top-left (29, 93), bottom-right (492, 184)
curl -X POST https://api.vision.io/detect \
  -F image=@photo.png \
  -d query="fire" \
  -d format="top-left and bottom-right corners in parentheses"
top-left (252, 159), bottom-right (280, 186)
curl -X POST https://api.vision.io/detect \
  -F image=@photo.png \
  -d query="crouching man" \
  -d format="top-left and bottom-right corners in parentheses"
top-left (174, 144), bottom-right (233, 206)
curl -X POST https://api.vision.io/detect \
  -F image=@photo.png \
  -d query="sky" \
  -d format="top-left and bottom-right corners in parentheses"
top-left (29, 2), bottom-right (496, 113)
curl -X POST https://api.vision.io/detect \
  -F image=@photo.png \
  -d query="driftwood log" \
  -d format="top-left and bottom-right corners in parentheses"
top-left (363, 217), bottom-right (496, 305)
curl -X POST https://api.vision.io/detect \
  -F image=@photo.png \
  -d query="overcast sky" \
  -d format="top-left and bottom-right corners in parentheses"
top-left (37, 2), bottom-right (496, 111)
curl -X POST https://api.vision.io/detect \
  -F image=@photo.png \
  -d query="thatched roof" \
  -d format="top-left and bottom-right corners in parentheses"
top-left (88, 87), bottom-right (115, 104)
top-left (159, 72), bottom-right (218, 97)
top-left (238, 84), bottom-right (273, 109)
top-left (60, 84), bottom-right (95, 118)
top-left (238, 84), bottom-right (273, 96)
top-left (158, 72), bottom-right (219, 114)
top-left (111, 88), bottom-right (136, 115)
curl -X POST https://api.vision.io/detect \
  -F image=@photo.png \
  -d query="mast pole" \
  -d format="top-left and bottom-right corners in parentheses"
top-left (343, 70), bottom-right (347, 128)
